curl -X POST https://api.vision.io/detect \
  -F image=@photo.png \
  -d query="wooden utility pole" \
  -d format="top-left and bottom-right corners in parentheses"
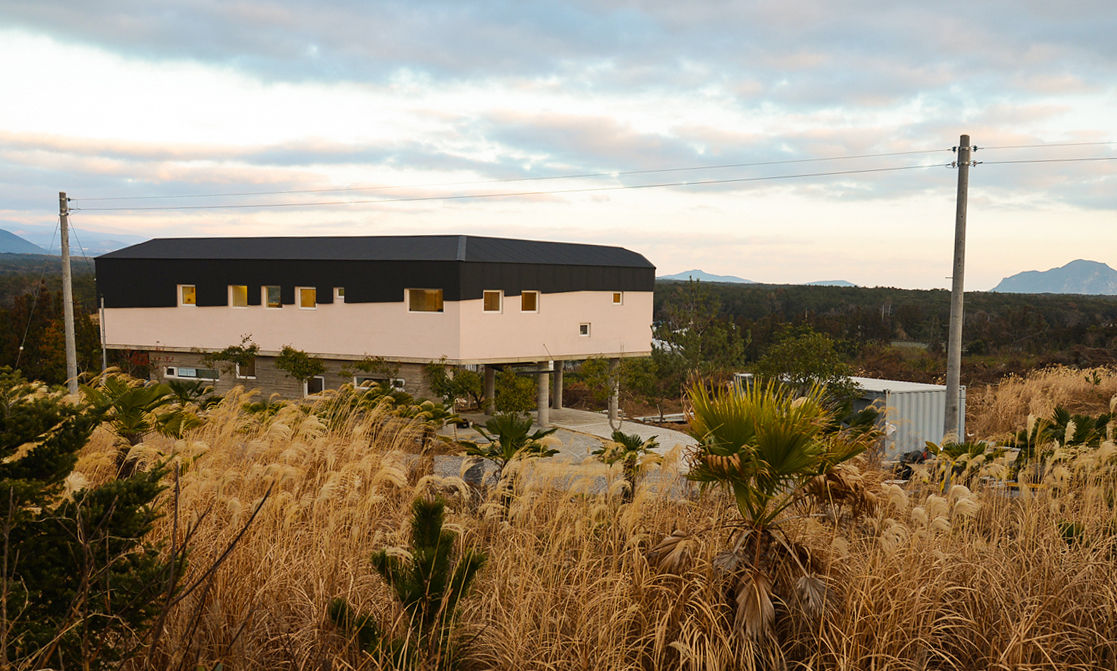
top-left (60, 192), bottom-right (78, 395)
top-left (944, 136), bottom-right (971, 440)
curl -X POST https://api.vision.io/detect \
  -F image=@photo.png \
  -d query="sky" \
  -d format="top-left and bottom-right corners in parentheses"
top-left (0, 0), bottom-right (1114, 290)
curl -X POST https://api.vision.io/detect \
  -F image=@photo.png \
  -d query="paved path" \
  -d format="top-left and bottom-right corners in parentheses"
top-left (543, 407), bottom-right (697, 455)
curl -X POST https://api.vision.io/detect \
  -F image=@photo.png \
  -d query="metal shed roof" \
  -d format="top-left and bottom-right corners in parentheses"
top-left (97, 234), bottom-right (654, 268)
top-left (850, 376), bottom-right (948, 394)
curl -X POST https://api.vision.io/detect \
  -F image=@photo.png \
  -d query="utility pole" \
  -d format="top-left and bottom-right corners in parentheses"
top-left (944, 136), bottom-right (971, 440)
top-left (60, 192), bottom-right (78, 395)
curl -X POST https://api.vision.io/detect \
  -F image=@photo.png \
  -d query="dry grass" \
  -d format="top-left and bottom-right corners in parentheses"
top-left (72, 387), bottom-right (1117, 670)
top-left (967, 365), bottom-right (1117, 439)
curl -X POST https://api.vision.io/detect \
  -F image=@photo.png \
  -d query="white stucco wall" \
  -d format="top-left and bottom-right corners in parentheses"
top-left (102, 290), bottom-right (652, 363)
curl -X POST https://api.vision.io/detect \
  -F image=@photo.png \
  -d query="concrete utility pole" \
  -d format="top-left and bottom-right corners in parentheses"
top-left (59, 192), bottom-right (79, 395)
top-left (944, 136), bottom-right (971, 440)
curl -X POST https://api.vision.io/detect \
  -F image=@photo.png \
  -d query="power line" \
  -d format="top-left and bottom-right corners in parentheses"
top-left (68, 147), bottom-right (951, 202)
top-left (69, 162), bottom-right (950, 212)
top-left (979, 140), bottom-right (1116, 150)
top-left (980, 156), bottom-right (1117, 165)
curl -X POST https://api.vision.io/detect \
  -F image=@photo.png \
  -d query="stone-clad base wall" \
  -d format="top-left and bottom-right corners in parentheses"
top-left (143, 350), bottom-right (434, 401)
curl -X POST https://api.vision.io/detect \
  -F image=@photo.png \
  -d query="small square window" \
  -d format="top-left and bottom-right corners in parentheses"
top-left (521, 290), bottom-right (539, 312)
top-left (264, 286), bottom-right (282, 308)
top-left (179, 285), bottom-right (196, 306)
top-left (236, 359), bottom-right (256, 378)
top-left (165, 367), bottom-right (176, 377)
top-left (612, 291), bottom-right (623, 305)
top-left (335, 287), bottom-right (345, 301)
top-left (483, 290), bottom-right (502, 312)
top-left (408, 289), bottom-right (444, 312)
top-left (305, 375), bottom-right (326, 396)
top-left (298, 287), bottom-right (317, 309)
top-left (579, 323), bottom-right (591, 336)
top-left (230, 285), bottom-right (248, 307)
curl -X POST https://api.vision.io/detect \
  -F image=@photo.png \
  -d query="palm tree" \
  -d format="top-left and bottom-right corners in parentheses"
top-left (680, 380), bottom-right (870, 637)
top-left (593, 430), bottom-right (660, 503)
top-left (462, 412), bottom-right (559, 483)
top-left (81, 373), bottom-right (198, 476)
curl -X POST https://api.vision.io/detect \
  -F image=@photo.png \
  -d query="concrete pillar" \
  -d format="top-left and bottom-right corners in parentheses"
top-left (607, 358), bottom-right (620, 425)
top-left (551, 362), bottom-right (564, 410)
top-left (536, 361), bottom-right (552, 426)
top-left (483, 365), bottom-right (496, 415)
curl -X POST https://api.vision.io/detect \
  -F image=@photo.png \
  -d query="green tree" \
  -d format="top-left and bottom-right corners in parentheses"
top-left (494, 368), bottom-right (534, 412)
top-left (425, 361), bottom-right (484, 410)
top-left (677, 381), bottom-right (870, 638)
top-left (275, 345), bottom-right (326, 390)
top-left (202, 334), bottom-right (259, 376)
top-left (652, 280), bottom-right (746, 391)
top-left (81, 372), bottom-right (198, 476)
top-left (754, 326), bottom-right (863, 415)
top-left (0, 367), bottom-right (177, 668)
top-left (462, 413), bottom-right (559, 484)
top-left (328, 498), bottom-right (486, 668)
top-left (592, 430), bottom-right (661, 503)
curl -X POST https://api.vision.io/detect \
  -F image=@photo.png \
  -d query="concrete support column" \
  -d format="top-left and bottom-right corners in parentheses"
top-left (483, 365), bottom-right (496, 415)
top-left (536, 361), bottom-right (552, 426)
top-left (607, 358), bottom-right (620, 425)
top-left (551, 362), bottom-right (564, 410)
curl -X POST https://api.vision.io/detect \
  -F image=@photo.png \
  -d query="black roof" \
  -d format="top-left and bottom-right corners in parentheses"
top-left (98, 235), bottom-right (654, 268)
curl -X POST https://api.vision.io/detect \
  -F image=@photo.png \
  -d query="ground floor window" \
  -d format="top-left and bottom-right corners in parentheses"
top-left (236, 359), bottom-right (256, 378)
top-left (305, 375), bottom-right (326, 396)
top-left (166, 366), bottom-right (219, 380)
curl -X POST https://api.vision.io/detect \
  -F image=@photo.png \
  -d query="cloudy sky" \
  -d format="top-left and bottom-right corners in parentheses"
top-left (1, 1), bottom-right (1114, 289)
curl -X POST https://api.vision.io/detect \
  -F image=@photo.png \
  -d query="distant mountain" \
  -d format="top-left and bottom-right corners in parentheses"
top-left (992, 259), bottom-right (1117, 295)
top-left (806, 280), bottom-right (857, 287)
top-left (6, 223), bottom-right (147, 256)
top-left (0, 229), bottom-right (47, 254)
top-left (658, 269), bottom-right (754, 284)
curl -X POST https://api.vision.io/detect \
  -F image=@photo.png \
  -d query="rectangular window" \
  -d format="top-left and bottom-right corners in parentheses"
top-left (179, 285), bottom-right (196, 306)
top-left (355, 376), bottom-right (382, 389)
top-left (305, 375), bottom-right (326, 396)
top-left (335, 287), bottom-right (345, 301)
top-left (298, 287), bottom-right (317, 309)
top-left (236, 359), bottom-right (256, 379)
top-left (264, 285), bottom-right (282, 308)
top-left (521, 290), bottom-right (539, 312)
top-left (408, 289), bottom-right (444, 313)
top-left (483, 290), bottom-right (502, 312)
top-left (230, 285), bottom-right (248, 307)
top-left (167, 366), bottom-right (219, 380)
top-left (579, 323), bottom-right (591, 336)
top-left (612, 291), bottom-right (623, 305)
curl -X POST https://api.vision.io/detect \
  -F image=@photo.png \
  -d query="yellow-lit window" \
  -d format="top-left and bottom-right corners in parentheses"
top-left (612, 291), bottom-right (623, 305)
top-left (408, 289), bottom-right (444, 313)
top-left (298, 287), bottom-right (317, 309)
top-left (335, 287), bottom-right (345, 301)
top-left (483, 290), bottom-right (502, 312)
top-left (230, 285), bottom-right (248, 307)
top-left (179, 285), bottom-right (196, 306)
top-left (521, 290), bottom-right (539, 312)
top-left (264, 286), bottom-right (282, 308)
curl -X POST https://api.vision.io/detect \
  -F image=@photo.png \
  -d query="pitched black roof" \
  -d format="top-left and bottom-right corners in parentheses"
top-left (98, 235), bottom-right (654, 268)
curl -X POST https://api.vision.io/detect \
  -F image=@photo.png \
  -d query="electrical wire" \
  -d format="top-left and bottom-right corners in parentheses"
top-left (978, 140), bottom-right (1116, 150)
top-left (979, 157), bottom-right (1117, 165)
top-left (68, 162), bottom-right (951, 212)
top-left (14, 225), bottom-right (59, 369)
top-left (68, 147), bottom-right (952, 202)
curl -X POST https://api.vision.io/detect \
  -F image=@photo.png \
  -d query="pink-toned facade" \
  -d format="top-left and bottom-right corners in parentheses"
top-left (95, 235), bottom-right (655, 415)
top-left (102, 290), bottom-right (652, 364)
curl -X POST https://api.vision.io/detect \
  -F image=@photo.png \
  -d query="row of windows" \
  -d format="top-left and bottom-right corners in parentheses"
top-left (164, 365), bottom-right (404, 396)
top-left (177, 285), bottom-right (625, 313)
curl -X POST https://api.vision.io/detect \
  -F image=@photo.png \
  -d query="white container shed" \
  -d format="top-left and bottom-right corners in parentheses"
top-left (850, 377), bottom-right (966, 460)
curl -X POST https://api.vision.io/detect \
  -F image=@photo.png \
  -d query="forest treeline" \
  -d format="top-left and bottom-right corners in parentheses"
top-left (654, 279), bottom-right (1117, 383)
top-left (0, 254), bottom-right (100, 384)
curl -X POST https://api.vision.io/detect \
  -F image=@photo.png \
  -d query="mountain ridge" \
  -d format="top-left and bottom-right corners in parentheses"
top-left (992, 259), bottom-right (1117, 295)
